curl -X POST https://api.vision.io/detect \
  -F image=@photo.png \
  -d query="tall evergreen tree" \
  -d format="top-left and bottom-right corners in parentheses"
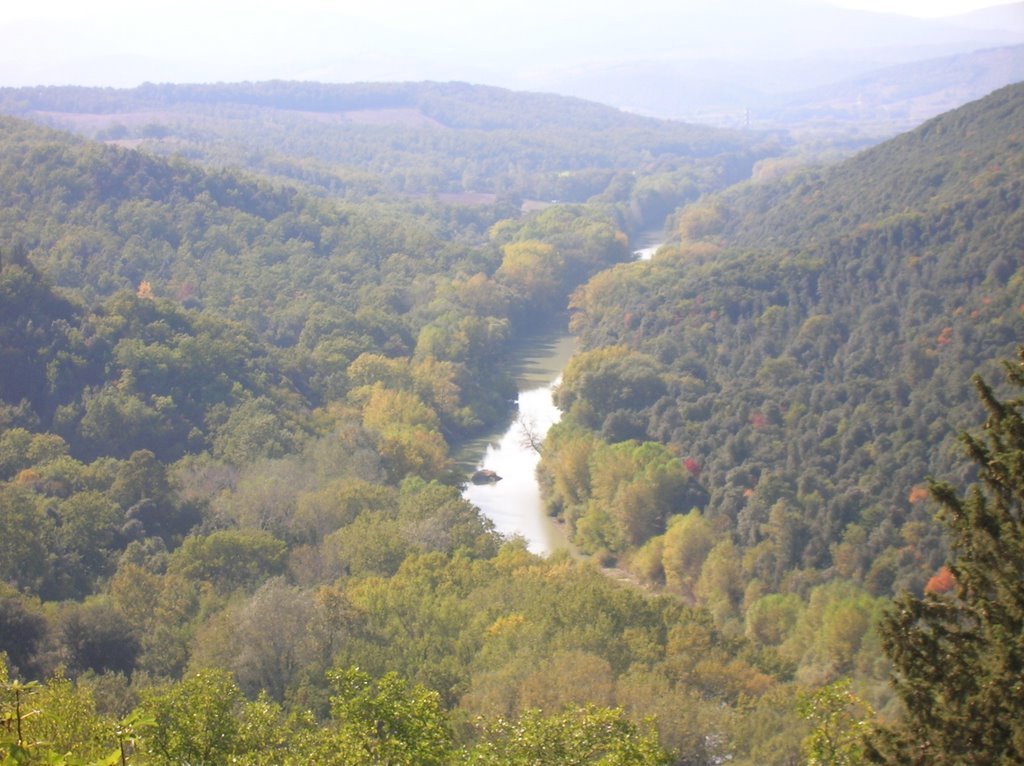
top-left (870, 351), bottom-right (1024, 764)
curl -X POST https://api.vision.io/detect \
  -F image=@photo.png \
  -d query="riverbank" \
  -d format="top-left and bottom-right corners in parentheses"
top-left (458, 227), bottom-right (667, 555)
top-left (456, 323), bottom-right (577, 555)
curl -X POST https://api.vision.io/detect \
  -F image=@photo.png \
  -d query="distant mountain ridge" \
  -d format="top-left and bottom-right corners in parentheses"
top-left (0, 80), bottom-right (783, 233)
top-left (546, 43), bottom-right (1024, 137)
top-left (0, 81), bottom-right (672, 132)
top-left (2, 0), bottom-right (1020, 134)
top-left (761, 44), bottom-right (1024, 136)
top-left (952, 1), bottom-right (1024, 33)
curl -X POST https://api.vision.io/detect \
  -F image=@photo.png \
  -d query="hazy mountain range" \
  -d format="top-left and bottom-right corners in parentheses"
top-left (568, 43), bottom-right (1024, 135)
top-left (2, 1), bottom-right (1021, 142)
top-left (528, 3), bottom-right (1024, 130)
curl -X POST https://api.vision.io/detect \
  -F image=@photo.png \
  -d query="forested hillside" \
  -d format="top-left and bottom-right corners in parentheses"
top-left (0, 89), bottom-right (819, 764)
top-left (0, 81), bottom-right (782, 232)
top-left (2, 79), bottom-right (1022, 764)
top-left (0, 110), bottom-right (649, 448)
top-left (540, 82), bottom-right (1024, 699)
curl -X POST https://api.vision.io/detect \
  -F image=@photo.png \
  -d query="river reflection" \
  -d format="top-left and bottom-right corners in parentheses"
top-left (458, 328), bottom-right (576, 555)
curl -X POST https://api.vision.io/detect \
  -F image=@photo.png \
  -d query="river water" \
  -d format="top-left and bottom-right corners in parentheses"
top-left (458, 229), bottom-right (665, 555)
top-left (633, 227), bottom-right (665, 260)
top-left (457, 326), bottom-right (576, 555)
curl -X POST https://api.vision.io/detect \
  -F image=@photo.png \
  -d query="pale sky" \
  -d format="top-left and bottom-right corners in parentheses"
top-left (833, 0), bottom-right (1017, 14)
top-left (0, 0), bottom-right (1020, 89)
top-left (0, 0), bottom-right (1017, 23)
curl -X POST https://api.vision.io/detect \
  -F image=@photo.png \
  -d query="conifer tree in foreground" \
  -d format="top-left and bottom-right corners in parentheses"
top-left (871, 351), bottom-right (1024, 764)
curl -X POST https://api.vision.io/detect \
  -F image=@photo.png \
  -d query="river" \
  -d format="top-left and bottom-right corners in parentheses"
top-left (456, 326), bottom-right (576, 555)
top-left (458, 228), bottom-right (665, 555)
top-left (633, 227), bottom-right (665, 261)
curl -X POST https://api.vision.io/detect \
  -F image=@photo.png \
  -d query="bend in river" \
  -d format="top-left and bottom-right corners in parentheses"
top-left (457, 325), bottom-right (576, 556)
top-left (458, 228), bottom-right (666, 555)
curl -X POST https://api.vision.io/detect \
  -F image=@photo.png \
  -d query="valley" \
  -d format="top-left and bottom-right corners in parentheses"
top-left (0, 68), bottom-right (1022, 764)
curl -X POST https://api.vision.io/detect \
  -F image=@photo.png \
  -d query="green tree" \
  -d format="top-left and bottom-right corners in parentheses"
top-left (457, 705), bottom-right (670, 765)
top-left (0, 428), bottom-right (35, 480)
top-left (211, 396), bottom-right (299, 465)
top-left (140, 669), bottom-right (246, 765)
top-left (311, 667), bottom-right (453, 766)
top-left (57, 598), bottom-right (140, 676)
top-left (55, 490), bottom-right (121, 586)
top-left (1, 660), bottom-right (118, 765)
top-left (495, 239), bottom-right (565, 316)
top-left (0, 586), bottom-right (48, 678)
top-left (1, 663), bottom-right (45, 765)
top-left (745, 593), bottom-right (803, 648)
top-left (555, 346), bottom-right (666, 433)
top-left (800, 679), bottom-right (872, 766)
top-left (0, 484), bottom-right (50, 594)
top-left (167, 529), bottom-right (287, 594)
top-left (870, 356), bottom-right (1024, 764)
top-left (109, 449), bottom-right (170, 511)
top-left (76, 385), bottom-right (171, 461)
top-left (21, 670), bottom-right (113, 763)
top-left (661, 510), bottom-right (714, 601)
top-left (190, 578), bottom-right (316, 702)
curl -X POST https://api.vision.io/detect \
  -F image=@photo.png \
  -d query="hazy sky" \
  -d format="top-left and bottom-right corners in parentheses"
top-left (0, 0), bottom-right (1016, 23)
top-left (0, 0), bottom-right (1020, 88)
top-left (833, 0), bottom-right (1016, 13)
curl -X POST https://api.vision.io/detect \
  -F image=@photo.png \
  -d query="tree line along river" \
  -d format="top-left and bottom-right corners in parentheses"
top-left (457, 230), bottom-right (664, 554)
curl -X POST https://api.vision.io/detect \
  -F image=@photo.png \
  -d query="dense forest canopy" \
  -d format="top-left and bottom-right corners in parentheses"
top-left (0, 108), bottom-right (663, 456)
top-left (1, 78), bottom-right (1022, 764)
top-left (0, 81), bottom-right (784, 231)
top-left (0, 83), bottom-right (805, 763)
top-left (539, 81), bottom-right (1024, 705)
